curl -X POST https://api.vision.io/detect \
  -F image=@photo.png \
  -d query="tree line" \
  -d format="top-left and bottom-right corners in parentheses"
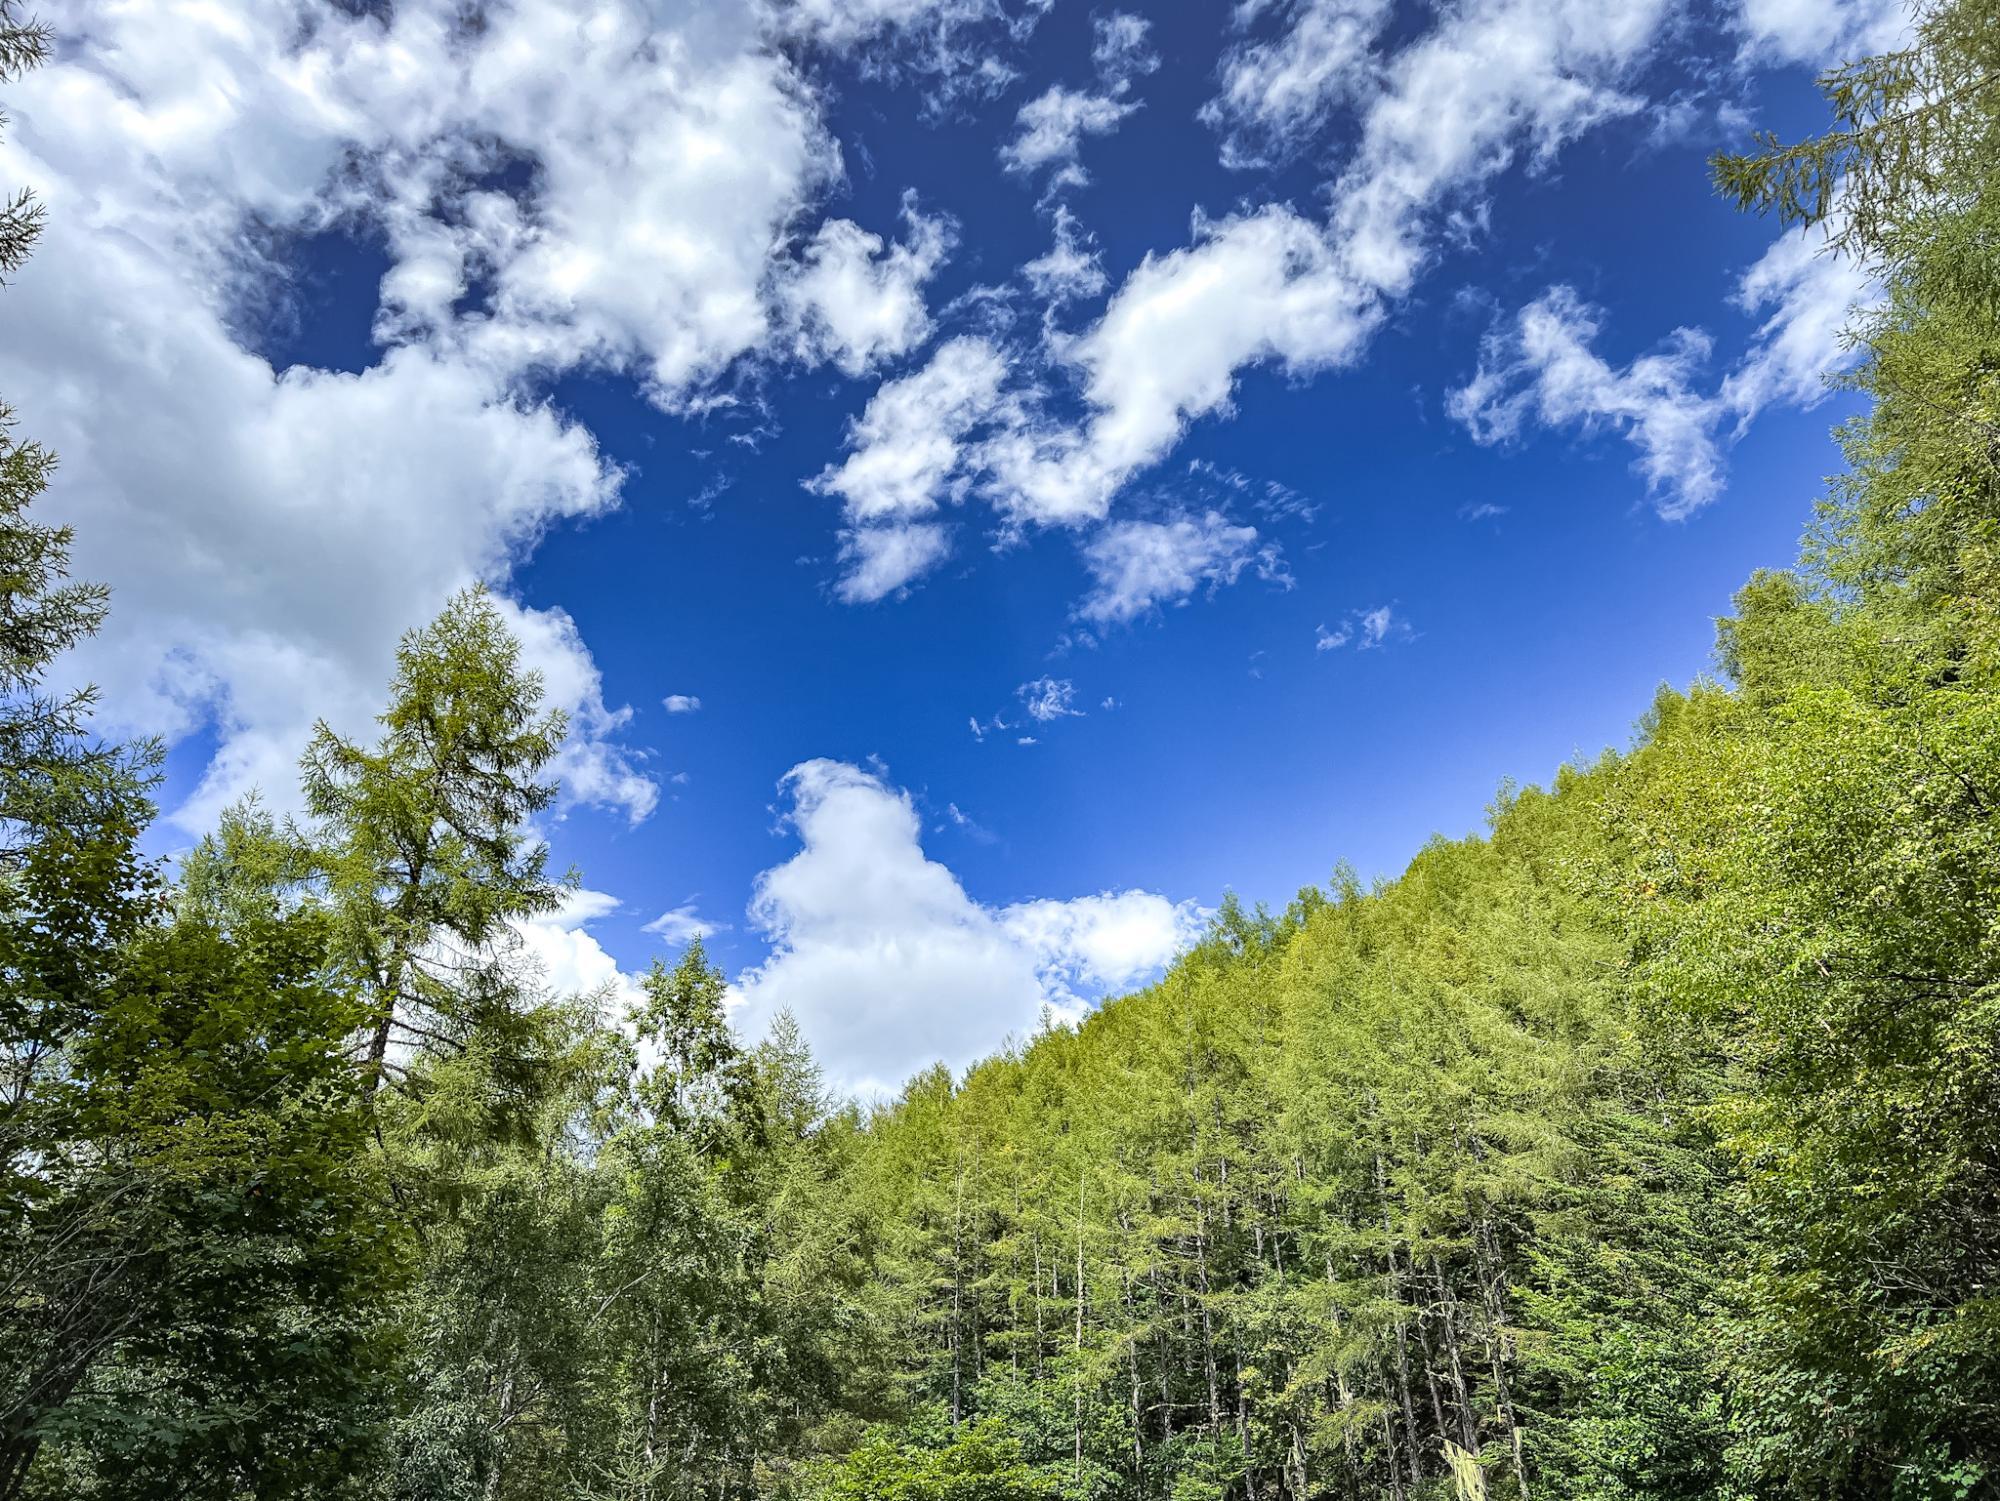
top-left (3, 0), bottom-right (1999, 1495)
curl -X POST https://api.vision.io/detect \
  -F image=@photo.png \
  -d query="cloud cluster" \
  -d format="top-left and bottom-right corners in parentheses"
top-left (1018, 676), bottom-right (1083, 722)
top-left (1448, 290), bottom-right (1726, 517)
top-left (819, 0), bottom-right (1697, 607)
top-left (728, 760), bottom-right (1203, 1095)
top-left (1316, 606), bottom-right (1402, 651)
top-left (1447, 224), bottom-right (1872, 517)
top-left (4, 0), bottom-right (1009, 829)
top-left (1000, 12), bottom-right (1156, 192)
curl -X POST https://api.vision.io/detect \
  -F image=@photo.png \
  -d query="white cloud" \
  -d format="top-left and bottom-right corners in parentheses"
top-left (728, 760), bottom-right (1199, 1095)
top-left (643, 903), bottom-right (723, 944)
top-left (997, 11), bottom-right (1154, 188)
top-left (1078, 511), bottom-right (1282, 624)
top-left (1733, 0), bottom-right (1909, 67)
top-left (1720, 220), bottom-right (1874, 425)
top-left (1448, 286), bottom-right (1724, 518)
top-left (1449, 222), bottom-right (1872, 517)
top-left (985, 206), bottom-right (1380, 529)
top-left (780, 199), bottom-right (954, 377)
top-left (499, 598), bottom-right (660, 825)
top-left (811, 337), bottom-right (1009, 599)
top-left (811, 337), bottom-right (1009, 524)
top-left (1022, 205), bottom-right (1107, 306)
top-left (1317, 605), bottom-right (1401, 650)
top-left (941, 800), bottom-right (998, 843)
top-left (663, 694), bottom-right (704, 713)
top-left (1331, 0), bottom-right (1671, 298)
top-left (771, 0), bottom-right (1043, 75)
top-left (1091, 13), bottom-right (1159, 85)
top-left (835, 522), bottom-right (956, 603)
top-left (357, 3), bottom-right (843, 400)
top-left (1000, 889), bottom-right (1201, 1003)
top-left (1017, 675), bottom-right (1082, 722)
top-left (515, 888), bottom-right (647, 1012)
top-left (1203, 0), bottom-right (1393, 166)
top-left (1000, 85), bottom-right (1137, 183)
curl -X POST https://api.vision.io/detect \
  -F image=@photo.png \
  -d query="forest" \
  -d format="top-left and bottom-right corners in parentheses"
top-left (3, 0), bottom-right (1999, 1496)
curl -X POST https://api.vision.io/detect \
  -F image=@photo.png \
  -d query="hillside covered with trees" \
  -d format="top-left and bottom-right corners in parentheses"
top-left (4, 0), bottom-right (2000, 1497)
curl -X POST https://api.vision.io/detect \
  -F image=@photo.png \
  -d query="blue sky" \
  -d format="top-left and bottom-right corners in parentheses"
top-left (4, 0), bottom-right (1891, 1091)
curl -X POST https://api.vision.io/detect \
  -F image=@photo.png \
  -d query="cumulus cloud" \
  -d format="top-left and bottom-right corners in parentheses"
top-left (1000, 889), bottom-right (1198, 1002)
top-left (835, 522), bottom-right (957, 603)
top-left (1331, 0), bottom-right (1670, 298)
top-left (663, 694), bottom-right (703, 713)
top-left (810, 337), bottom-right (1010, 598)
top-left (985, 207), bottom-right (1381, 529)
top-left (998, 10), bottom-right (1154, 189)
top-left (1092, 13), bottom-right (1160, 85)
top-left (728, 760), bottom-right (1202, 1095)
top-left (1078, 511), bottom-right (1283, 624)
top-left (499, 599), bottom-right (661, 826)
top-left (1721, 221), bottom-right (1874, 425)
top-left (515, 888), bottom-right (648, 1013)
top-left (1022, 205), bottom-right (1108, 306)
top-left (812, 337), bottom-right (1010, 524)
top-left (772, 0), bottom-right (1047, 81)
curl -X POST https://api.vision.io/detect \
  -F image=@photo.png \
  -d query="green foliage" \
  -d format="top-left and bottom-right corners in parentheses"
top-left (16, 909), bottom-right (404, 1498)
top-left (803, 1412), bottom-right (1069, 1501)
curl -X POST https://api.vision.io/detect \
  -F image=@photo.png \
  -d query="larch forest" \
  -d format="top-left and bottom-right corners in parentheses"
top-left (5, 1), bottom-right (2000, 1498)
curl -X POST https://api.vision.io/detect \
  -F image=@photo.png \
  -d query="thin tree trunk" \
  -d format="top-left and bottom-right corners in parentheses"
top-left (1430, 1253), bottom-right (1481, 1452)
top-left (1120, 1250), bottom-right (1146, 1473)
top-left (1193, 1189), bottom-right (1222, 1437)
top-left (1381, 1412), bottom-right (1408, 1501)
top-left (1075, 1164), bottom-right (1087, 1484)
top-left (1375, 1152), bottom-right (1425, 1491)
top-left (1473, 1215), bottom-right (1528, 1500)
